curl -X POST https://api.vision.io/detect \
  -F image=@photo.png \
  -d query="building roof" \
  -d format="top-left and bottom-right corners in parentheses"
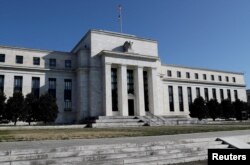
top-left (0, 45), bottom-right (71, 54)
top-left (163, 64), bottom-right (244, 75)
top-left (70, 29), bottom-right (157, 53)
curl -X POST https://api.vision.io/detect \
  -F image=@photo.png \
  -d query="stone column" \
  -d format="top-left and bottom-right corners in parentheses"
top-left (134, 66), bottom-right (145, 116)
top-left (104, 63), bottom-right (112, 116)
top-left (118, 65), bottom-right (128, 116)
top-left (148, 68), bottom-right (159, 115)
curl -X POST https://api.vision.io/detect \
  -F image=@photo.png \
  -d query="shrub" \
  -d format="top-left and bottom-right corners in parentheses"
top-left (5, 92), bottom-right (24, 125)
top-left (221, 99), bottom-right (234, 120)
top-left (189, 97), bottom-right (208, 120)
top-left (207, 99), bottom-right (221, 121)
top-left (37, 93), bottom-right (58, 124)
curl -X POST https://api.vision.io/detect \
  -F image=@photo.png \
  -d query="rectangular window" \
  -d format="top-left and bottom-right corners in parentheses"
top-left (65, 60), bottom-right (71, 69)
top-left (48, 78), bottom-right (56, 98)
top-left (143, 71), bottom-right (149, 112)
top-left (204, 88), bottom-right (209, 102)
top-left (64, 79), bottom-right (72, 111)
top-left (32, 77), bottom-right (40, 98)
top-left (232, 77), bottom-right (236, 83)
top-left (49, 58), bottom-right (56, 68)
top-left (219, 76), bottom-right (222, 81)
top-left (0, 75), bottom-right (4, 93)
top-left (186, 72), bottom-right (190, 78)
top-left (220, 89), bottom-right (224, 101)
top-left (226, 76), bottom-right (229, 82)
top-left (227, 89), bottom-right (231, 101)
top-left (178, 86), bottom-right (184, 112)
top-left (0, 54), bottom-right (5, 62)
top-left (195, 73), bottom-right (199, 79)
top-left (111, 68), bottom-right (118, 111)
top-left (203, 74), bottom-right (207, 80)
top-left (212, 88), bottom-right (217, 100)
top-left (196, 87), bottom-right (200, 98)
top-left (168, 86), bottom-right (174, 112)
top-left (127, 70), bottom-right (134, 94)
top-left (14, 76), bottom-right (23, 93)
top-left (187, 87), bottom-right (192, 106)
top-left (211, 75), bottom-right (214, 81)
top-left (234, 90), bottom-right (238, 100)
top-left (167, 70), bottom-right (172, 77)
top-left (177, 71), bottom-right (181, 78)
top-left (33, 57), bottom-right (40, 65)
top-left (16, 55), bottom-right (23, 64)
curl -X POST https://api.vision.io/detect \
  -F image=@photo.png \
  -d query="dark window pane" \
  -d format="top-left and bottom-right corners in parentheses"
top-left (33, 57), bottom-right (40, 65)
top-left (177, 71), bottom-right (181, 78)
top-left (0, 54), bottom-right (5, 62)
top-left (233, 77), bottom-right (236, 83)
top-left (195, 73), bottom-right (199, 79)
top-left (178, 86), bottom-right (184, 112)
top-left (212, 88), bottom-right (217, 99)
top-left (219, 76), bottom-right (222, 81)
top-left (204, 88), bottom-right (209, 102)
top-left (196, 87), bottom-right (200, 98)
top-left (111, 68), bottom-right (118, 111)
top-left (14, 76), bottom-right (23, 93)
top-left (186, 72), bottom-right (190, 78)
top-left (234, 90), bottom-right (238, 100)
top-left (0, 75), bottom-right (4, 93)
top-left (48, 78), bottom-right (56, 98)
top-left (203, 74), bottom-right (206, 80)
top-left (32, 77), bottom-right (40, 98)
top-left (143, 71), bottom-right (149, 112)
top-left (167, 70), bottom-right (172, 77)
top-left (211, 75), bottom-right (214, 81)
top-left (127, 70), bottom-right (134, 94)
top-left (227, 89), bottom-right (231, 101)
top-left (49, 59), bottom-right (56, 68)
top-left (168, 86), bottom-right (174, 112)
top-left (220, 89), bottom-right (224, 101)
top-left (65, 60), bottom-right (71, 69)
top-left (187, 87), bottom-right (192, 106)
top-left (16, 56), bottom-right (23, 64)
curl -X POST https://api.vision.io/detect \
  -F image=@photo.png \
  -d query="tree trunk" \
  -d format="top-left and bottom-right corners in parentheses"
top-left (14, 120), bottom-right (17, 126)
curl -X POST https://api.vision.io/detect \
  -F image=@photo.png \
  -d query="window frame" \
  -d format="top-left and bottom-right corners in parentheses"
top-left (16, 55), bottom-right (23, 64)
top-left (33, 57), bottom-right (40, 65)
top-left (0, 54), bottom-right (5, 62)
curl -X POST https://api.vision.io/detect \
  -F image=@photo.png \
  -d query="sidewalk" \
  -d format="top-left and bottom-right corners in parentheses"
top-left (0, 129), bottom-right (249, 151)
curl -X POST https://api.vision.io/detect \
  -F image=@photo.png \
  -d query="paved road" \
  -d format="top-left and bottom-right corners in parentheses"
top-left (0, 130), bottom-right (250, 151)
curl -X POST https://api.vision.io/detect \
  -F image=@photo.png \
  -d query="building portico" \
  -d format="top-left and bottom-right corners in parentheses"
top-left (102, 53), bottom-right (159, 117)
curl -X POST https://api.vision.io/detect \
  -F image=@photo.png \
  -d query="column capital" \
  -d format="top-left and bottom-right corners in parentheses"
top-left (137, 66), bottom-right (144, 69)
top-left (105, 62), bottom-right (112, 66)
top-left (150, 67), bottom-right (157, 70)
top-left (120, 64), bottom-right (127, 67)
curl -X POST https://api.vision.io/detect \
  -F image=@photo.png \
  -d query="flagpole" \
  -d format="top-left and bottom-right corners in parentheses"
top-left (118, 5), bottom-right (123, 33)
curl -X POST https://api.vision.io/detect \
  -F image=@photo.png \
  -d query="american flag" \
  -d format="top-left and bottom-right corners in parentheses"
top-left (118, 5), bottom-right (122, 20)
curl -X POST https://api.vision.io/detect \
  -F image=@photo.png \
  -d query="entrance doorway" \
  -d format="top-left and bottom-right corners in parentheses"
top-left (128, 99), bottom-right (134, 116)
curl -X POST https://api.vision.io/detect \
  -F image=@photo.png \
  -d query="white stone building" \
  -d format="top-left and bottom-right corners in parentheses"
top-left (0, 30), bottom-right (247, 123)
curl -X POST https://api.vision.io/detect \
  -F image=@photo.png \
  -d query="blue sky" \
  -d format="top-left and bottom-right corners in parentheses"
top-left (1, 0), bottom-right (250, 88)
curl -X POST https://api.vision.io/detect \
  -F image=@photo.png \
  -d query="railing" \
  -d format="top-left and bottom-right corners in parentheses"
top-left (145, 111), bottom-right (166, 126)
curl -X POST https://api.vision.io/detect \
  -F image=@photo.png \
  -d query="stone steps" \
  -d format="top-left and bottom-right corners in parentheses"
top-left (91, 122), bottom-right (145, 128)
top-left (0, 138), bottom-right (229, 165)
top-left (98, 116), bottom-right (138, 119)
top-left (94, 119), bottom-right (143, 123)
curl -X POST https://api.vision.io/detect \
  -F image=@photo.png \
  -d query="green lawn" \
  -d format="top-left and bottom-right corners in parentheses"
top-left (0, 124), bottom-right (250, 142)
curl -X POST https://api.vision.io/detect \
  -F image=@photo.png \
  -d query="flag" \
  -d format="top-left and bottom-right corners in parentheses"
top-left (118, 5), bottom-right (122, 20)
